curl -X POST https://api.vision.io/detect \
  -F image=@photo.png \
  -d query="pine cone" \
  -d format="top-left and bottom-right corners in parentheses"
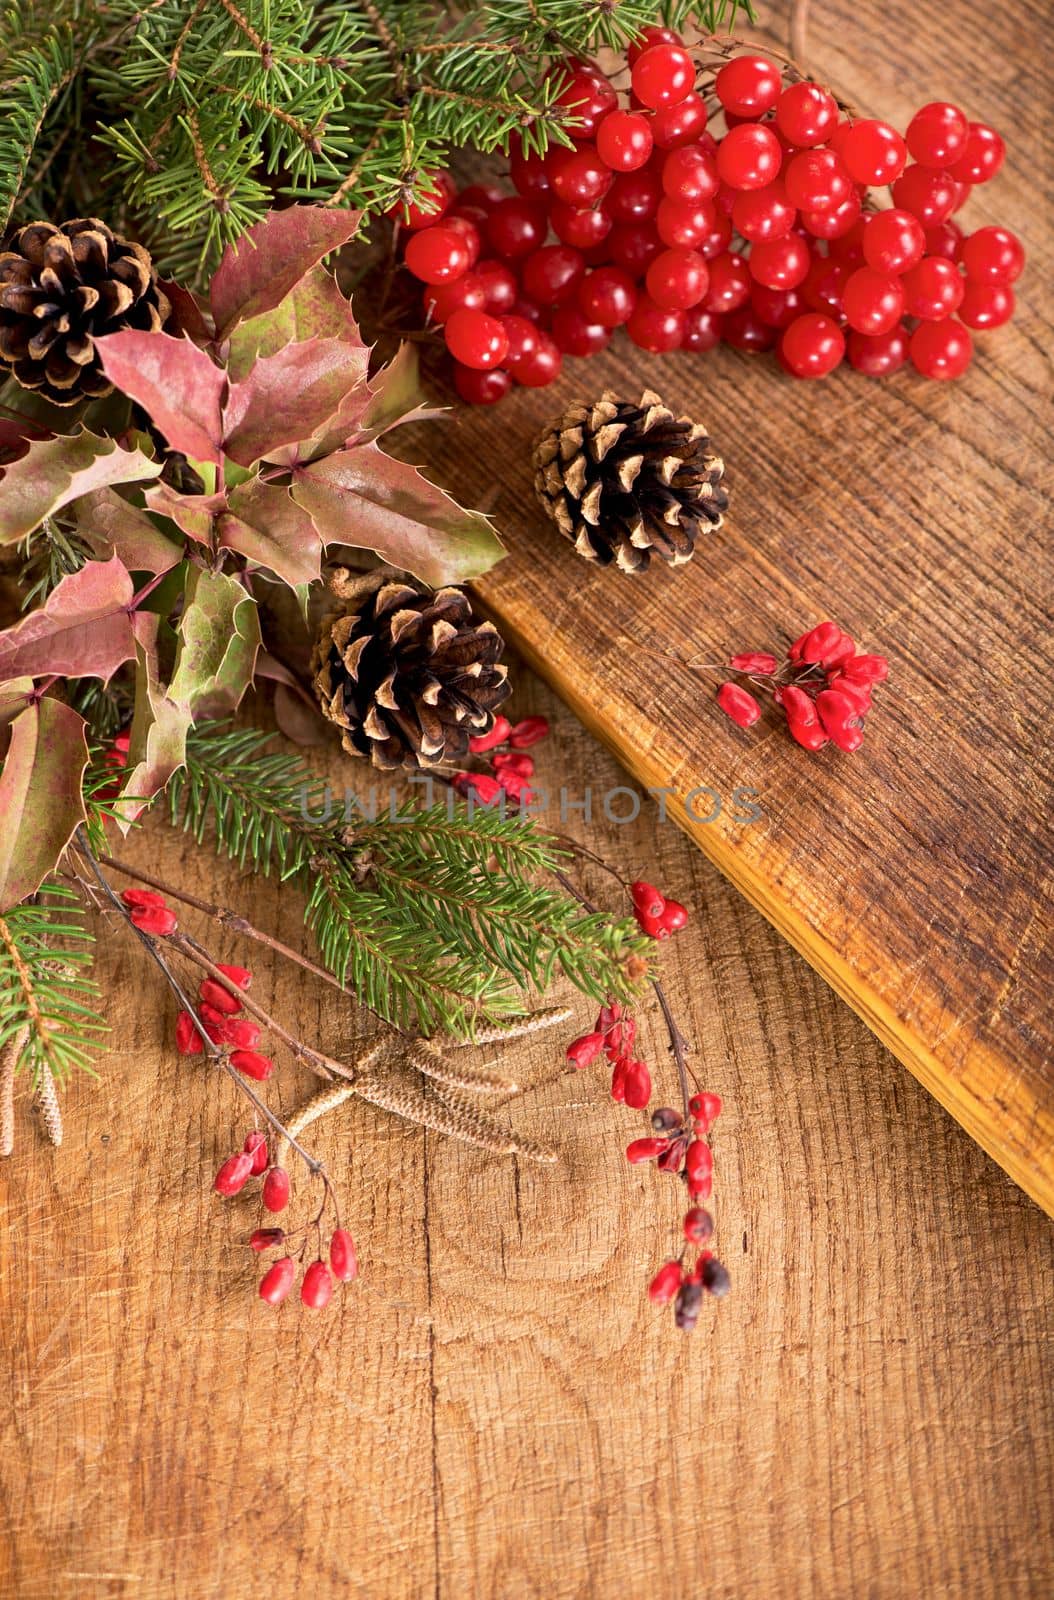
top-left (533, 388), bottom-right (728, 574)
top-left (0, 218), bottom-right (170, 406)
top-left (312, 570), bottom-right (511, 770)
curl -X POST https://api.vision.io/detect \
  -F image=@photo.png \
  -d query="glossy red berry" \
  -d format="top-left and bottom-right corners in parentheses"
top-left (661, 145), bottom-right (719, 203)
top-left (121, 887), bottom-right (165, 910)
top-left (578, 265), bottom-right (637, 326)
top-left (659, 899), bottom-right (688, 933)
top-left (650, 93), bottom-right (709, 150)
top-left (485, 197), bottom-right (547, 259)
top-left (729, 651), bottom-right (779, 674)
top-left (656, 196), bottom-right (716, 249)
top-left (775, 81), bottom-right (838, 146)
top-left (732, 180), bottom-right (795, 242)
top-left (258, 1256), bottom-right (296, 1305)
top-left (957, 281), bottom-right (1015, 329)
top-left (779, 313), bottom-right (845, 378)
top-left (625, 1137), bottom-right (671, 1164)
top-left (862, 209), bottom-right (925, 275)
top-left (243, 1129), bottom-right (269, 1176)
top-left (596, 109), bottom-right (654, 172)
top-left (749, 233), bottom-right (811, 291)
top-left (702, 251), bottom-right (751, 312)
top-left (800, 190), bottom-right (862, 241)
top-left (960, 226), bottom-right (1025, 285)
top-left (847, 326), bottom-right (909, 376)
top-left (645, 247), bottom-right (709, 310)
top-left (626, 293), bottom-right (685, 352)
top-left (230, 1049), bottom-right (275, 1081)
top-left (404, 225), bottom-right (471, 285)
top-left (520, 244), bottom-right (585, 307)
top-left (199, 977), bottom-right (242, 1015)
top-left (783, 148), bottom-right (851, 212)
top-left (681, 304), bottom-right (723, 350)
top-left (840, 119), bottom-right (906, 186)
top-left (500, 313), bottom-right (541, 371)
top-left (175, 1010), bottom-right (203, 1056)
top-left (250, 1227), bottom-right (285, 1251)
top-left (474, 259), bottom-right (518, 315)
top-left (566, 1031), bottom-right (606, 1069)
top-left (716, 123), bottom-right (782, 190)
top-left (444, 307), bottom-right (509, 369)
top-left (648, 1260), bottom-right (684, 1305)
top-left (393, 171), bottom-right (455, 230)
top-left (631, 43), bottom-right (694, 110)
top-left (329, 1228), bottom-right (359, 1283)
top-left (453, 363), bottom-right (511, 405)
top-left (684, 1206), bottom-right (714, 1243)
top-left (511, 333), bottom-right (562, 386)
top-left (549, 200), bottom-right (612, 250)
top-left (718, 682), bottom-right (761, 727)
top-left (129, 904), bottom-right (178, 936)
top-left (690, 1090), bottom-right (722, 1130)
top-left (627, 25), bottom-right (682, 65)
top-left (550, 304), bottom-right (611, 356)
top-left (262, 1165), bottom-right (291, 1213)
top-left (947, 121), bottom-right (1005, 184)
top-left (608, 221), bottom-right (663, 274)
top-left (606, 167), bottom-right (662, 224)
top-left (301, 1259), bottom-right (333, 1309)
top-left (901, 256), bottom-right (964, 320)
top-left (630, 880), bottom-right (665, 917)
top-left (721, 304), bottom-right (777, 353)
top-left (551, 61), bottom-right (617, 135)
top-left (910, 319), bottom-right (972, 378)
top-left (891, 165), bottom-right (958, 226)
top-left (842, 267), bottom-right (904, 335)
top-left (715, 54), bottom-right (782, 117)
top-left (508, 146), bottom-right (551, 199)
top-left (214, 1151), bottom-right (253, 1196)
top-left (906, 102), bottom-right (968, 167)
top-left (547, 143), bottom-right (613, 207)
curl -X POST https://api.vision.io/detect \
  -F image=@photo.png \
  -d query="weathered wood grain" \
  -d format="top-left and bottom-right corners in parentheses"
top-left (0, 674), bottom-right (1052, 1600)
top-left (402, 0), bottom-right (1054, 1215)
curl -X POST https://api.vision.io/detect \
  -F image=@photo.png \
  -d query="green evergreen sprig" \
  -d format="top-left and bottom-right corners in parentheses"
top-left (0, 884), bottom-right (107, 1085)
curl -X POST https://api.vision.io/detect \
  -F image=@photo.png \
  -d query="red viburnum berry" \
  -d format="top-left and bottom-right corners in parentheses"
top-left (648, 1260), bottom-right (684, 1304)
top-left (329, 1229), bottom-right (359, 1282)
top-left (250, 1227), bottom-right (285, 1251)
top-left (231, 1049), bottom-right (275, 1082)
top-left (243, 1130), bottom-right (269, 1175)
top-left (214, 1152), bottom-right (253, 1196)
top-left (301, 1260), bottom-right (334, 1309)
top-left (566, 1031), bottom-right (606, 1068)
top-left (718, 681), bottom-right (762, 728)
top-left (130, 904), bottom-right (178, 936)
top-left (683, 1205), bottom-right (714, 1243)
top-left (625, 1136), bottom-right (671, 1163)
top-left (729, 651), bottom-right (778, 674)
top-left (199, 977), bottom-right (243, 1015)
top-left (175, 1010), bottom-right (203, 1056)
top-left (630, 880), bottom-right (665, 917)
top-left (259, 1256), bottom-right (296, 1305)
top-left (262, 1167), bottom-right (291, 1213)
top-left (468, 715), bottom-right (512, 753)
top-left (508, 715), bottom-right (549, 748)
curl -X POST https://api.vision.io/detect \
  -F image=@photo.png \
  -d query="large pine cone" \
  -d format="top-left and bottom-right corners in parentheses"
top-left (533, 389), bottom-right (728, 574)
top-left (312, 570), bottom-right (511, 771)
top-left (0, 218), bottom-right (170, 406)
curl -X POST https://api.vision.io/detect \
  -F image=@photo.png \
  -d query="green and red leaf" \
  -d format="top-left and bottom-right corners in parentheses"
top-left (225, 264), bottom-right (368, 382)
top-left (0, 555), bottom-right (137, 682)
top-left (0, 682), bottom-right (89, 910)
top-left (210, 208), bottom-right (363, 340)
top-left (167, 567), bottom-right (260, 718)
top-left (94, 332), bottom-right (227, 467)
top-left (114, 613), bottom-right (192, 828)
top-left (222, 337), bottom-right (368, 468)
top-left (71, 487), bottom-right (183, 575)
top-left (0, 430), bottom-right (161, 544)
top-left (219, 478), bottom-right (323, 588)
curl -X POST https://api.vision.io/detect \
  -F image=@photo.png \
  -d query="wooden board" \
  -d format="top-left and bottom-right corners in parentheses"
top-left (1, 672), bottom-right (1052, 1599)
top-left (407, 0), bottom-right (1054, 1215)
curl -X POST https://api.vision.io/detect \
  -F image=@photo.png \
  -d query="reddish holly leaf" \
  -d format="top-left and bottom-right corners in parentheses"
top-left (114, 613), bottom-right (192, 828)
top-left (291, 443), bottom-right (505, 587)
top-left (0, 555), bottom-right (136, 682)
top-left (94, 332), bottom-right (227, 467)
top-left (0, 429), bottom-right (161, 544)
top-left (359, 343), bottom-right (446, 441)
top-left (0, 683), bottom-right (89, 910)
top-left (225, 264), bottom-right (367, 382)
top-left (143, 481), bottom-right (224, 547)
top-left (71, 488), bottom-right (183, 575)
top-left (157, 279), bottom-right (212, 344)
top-left (222, 337), bottom-right (369, 468)
top-left (219, 478), bottom-right (322, 588)
top-left (210, 207), bottom-right (363, 340)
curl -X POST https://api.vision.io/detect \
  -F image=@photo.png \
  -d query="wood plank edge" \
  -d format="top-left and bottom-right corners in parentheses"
top-left (483, 597), bottom-right (1054, 1219)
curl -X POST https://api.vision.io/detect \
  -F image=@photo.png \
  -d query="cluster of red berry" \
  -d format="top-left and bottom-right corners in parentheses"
top-left (639, 1094), bottom-right (730, 1330)
top-left (567, 999), bottom-right (653, 1109)
top-left (452, 711), bottom-right (551, 807)
top-left (630, 877), bottom-right (688, 940)
top-left (395, 34), bottom-right (1023, 399)
top-left (717, 621), bottom-right (888, 752)
top-left (171, 958), bottom-right (276, 1081)
top-left (121, 885), bottom-right (178, 936)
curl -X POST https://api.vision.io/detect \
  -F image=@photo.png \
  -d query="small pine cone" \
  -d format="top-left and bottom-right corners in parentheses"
top-left (532, 388), bottom-right (728, 574)
top-left (311, 570), bottom-right (511, 770)
top-left (0, 218), bottom-right (170, 406)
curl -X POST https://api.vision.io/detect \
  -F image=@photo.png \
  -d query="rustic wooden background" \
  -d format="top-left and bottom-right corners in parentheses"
top-left (2, 0), bottom-right (1053, 1595)
top-left (410, 0), bottom-right (1054, 1214)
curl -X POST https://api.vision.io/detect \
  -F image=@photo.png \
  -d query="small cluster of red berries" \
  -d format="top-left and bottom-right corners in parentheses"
top-left (629, 878), bottom-right (688, 940)
top-left (452, 712), bottom-right (550, 808)
top-left (173, 962), bottom-right (276, 1081)
top-left (637, 1093), bottom-right (730, 1330)
top-left (394, 35), bottom-right (1023, 398)
top-left (566, 999), bottom-right (652, 1109)
top-left (254, 1225), bottom-right (359, 1310)
top-left (717, 621), bottom-right (889, 752)
top-left (121, 885), bottom-right (178, 936)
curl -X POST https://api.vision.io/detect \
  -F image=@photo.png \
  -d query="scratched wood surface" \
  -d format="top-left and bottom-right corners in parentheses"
top-left (402, 0), bottom-right (1054, 1215)
top-left (0, 673), bottom-right (1051, 1599)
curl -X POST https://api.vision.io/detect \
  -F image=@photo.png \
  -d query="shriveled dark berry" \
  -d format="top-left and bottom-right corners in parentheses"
top-left (702, 1257), bottom-right (731, 1298)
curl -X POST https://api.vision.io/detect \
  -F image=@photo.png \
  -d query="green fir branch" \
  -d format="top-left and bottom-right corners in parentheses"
top-left (0, 885), bottom-right (107, 1084)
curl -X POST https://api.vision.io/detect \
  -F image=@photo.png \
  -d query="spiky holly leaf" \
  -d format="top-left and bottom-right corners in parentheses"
top-left (0, 555), bottom-right (138, 682)
top-left (210, 208), bottom-right (364, 340)
top-left (359, 343), bottom-right (446, 441)
top-left (291, 443), bottom-right (505, 586)
top-left (167, 567), bottom-right (260, 718)
top-left (225, 264), bottom-right (367, 383)
top-left (0, 430), bottom-right (161, 544)
top-left (114, 613), bottom-right (191, 828)
top-left (222, 337), bottom-right (368, 469)
top-left (0, 680), bottom-right (89, 911)
top-left (70, 488), bottom-right (183, 575)
top-left (94, 332), bottom-right (227, 467)
top-left (143, 482), bottom-right (225, 546)
top-left (219, 478), bottom-right (323, 588)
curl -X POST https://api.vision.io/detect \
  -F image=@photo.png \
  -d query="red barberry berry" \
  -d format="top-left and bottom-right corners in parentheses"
top-left (250, 1227), bottom-right (285, 1251)
top-left (674, 1279), bottom-right (704, 1330)
top-left (729, 651), bottom-right (779, 675)
top-left (630, 880), bottom-right (665, 917)
top-left (648, 1260), bottom-right (684, 1304)
top-left (717, 681), bottom-right (762, 727)
top-left (508, 715), bottom-right (549, 748)
top-left (121, 887), bottom-right (166, 910)
top-left (329, 1228), bottom-right (359, 1283)
top-left (701, 1257), bottom-right (732, 1297)
top-left (683, 1206), bottom-right (714, 1243)
top-left (175, 1010), bottom-right (203, 1056)
top-left (690, 1091), bottom-right (722, 1131)
top-left (262, 1166), bottom-right (291, 1213)
top-left (129, 904), bottom-right (178, 936)
top-left (214, 1152), bottom-right (253, 1196)
top-left (230, 1049), bottom-right (275, 1082)
top-left (468, 715), bottom-right (512, 754)
top-left (199, 977), bottom-right (242, 1015)
top-left (625, 1137), bottom-right (671, 1164)
top-left (259, 1255), bottom-right (296, 1305)
top-left (243, 1130), bottom-right (269, 1175)
top-left (217, 963), bottom-right (252, 991)
top-left (301, 1259), bottom-right (334, 1309)
top-left (566, 1031), bottom-right (606, 1069)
